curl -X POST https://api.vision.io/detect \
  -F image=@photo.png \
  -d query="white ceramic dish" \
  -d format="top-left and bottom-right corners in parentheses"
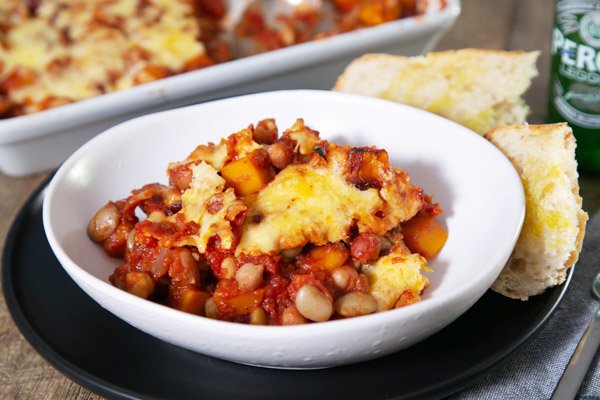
top-left (0, 0), bottom-right (460, 177)
top-left (43, 90), bottom-right (524, 369)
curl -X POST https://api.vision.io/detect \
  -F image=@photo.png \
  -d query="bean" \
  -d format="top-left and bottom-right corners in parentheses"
top-left (126, 229), bottom-right (136, 253)
top-left (124, 272), bottom-right (155, 299)
top-left (149, 247), bottom-right (168, 278)
top-left (148, 211), bottom-right (165, 222)
top-left (377, 236), bottom-right (392, 252)
top-left (253, 118), bottom-right (278, 144)
top-left (88, 202), bottom-right (120, 242)
top-left (101, 225), bottom-right (128, 257)
top-left (334, 292), bottom-right (378, 317)
top-left (168, 165), bottom-right (193, 192)
top-left (179, 248), bottom-right (199, 285)
top-left (350, 233), bottom-right (382, 263)
top-left (331, 265), bottom-right (358, 290)
top-left (282, 306), bottom-right (307, 325)
top-left (179, 249), bottom-right (197, 270)
top-left (280, 246), bottom-right (302, 259)
top-left (205, 297), bottom-right (218, 319)
top-left (235, 263), bottom-right (264, 292)
top-left (250, 307), bottom-right (267, 325)
top-left (295, 285), bottom-right (333, 322)
top-left (221, 256), bottom-right (235, 279)
top-left (353, 273), bottom-right (370, 293)
top-left (268, 139), bottom-right (294, 169)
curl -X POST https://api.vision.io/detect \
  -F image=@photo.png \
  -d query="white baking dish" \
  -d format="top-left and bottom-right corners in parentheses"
top-left (0, 0), bottom-right (460, 176)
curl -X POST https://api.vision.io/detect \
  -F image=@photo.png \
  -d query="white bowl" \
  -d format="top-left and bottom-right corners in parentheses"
top-left (43, 90), bottom-right (524, 369)
top-left (0, 0), bottom-right (460, 176)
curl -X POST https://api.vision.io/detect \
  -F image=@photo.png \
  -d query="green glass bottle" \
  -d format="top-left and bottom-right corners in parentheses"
top-left (547, 0), bottom-right (600, 175)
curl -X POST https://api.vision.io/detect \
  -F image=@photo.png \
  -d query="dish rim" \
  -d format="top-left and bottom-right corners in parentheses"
top-left (0, 0), bottom-right (461, 144)
top-left (41, 89), bottom-right (525, 335)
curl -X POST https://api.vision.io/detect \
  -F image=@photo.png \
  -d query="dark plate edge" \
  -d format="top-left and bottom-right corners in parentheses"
top-left (1, 178), bottom-right (574, 400)
top-left (416, 267), bottom-right (574, 400)
top-left (1, 178), bottom-right (150, 400)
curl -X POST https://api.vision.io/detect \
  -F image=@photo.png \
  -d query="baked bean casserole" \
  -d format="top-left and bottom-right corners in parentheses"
top-left (88, 119), bottom-right (447, 325)
top-left (0, 0), bottom-right (424, 118)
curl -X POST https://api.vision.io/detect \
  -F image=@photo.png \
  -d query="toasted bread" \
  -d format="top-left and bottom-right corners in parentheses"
top-left (333, 49), bottom-right (539, 134)
top-left (485, 123), bottom-right (588, 300)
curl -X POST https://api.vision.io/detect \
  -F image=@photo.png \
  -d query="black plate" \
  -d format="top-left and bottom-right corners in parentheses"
top-left (2, 181), bottom-right (572, 400)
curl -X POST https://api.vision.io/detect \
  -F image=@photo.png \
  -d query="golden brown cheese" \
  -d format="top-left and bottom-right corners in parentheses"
top-left (236, 143), bottom-right (424, 255)
top-left (0, 1), bottom-right (28, 29)
top-left (363, 250), bottom-right (429, 311)
top-left (165, 125), bottom-right (424, 259)
top-left (236, 163), bottom-right (384, 254)
top-left (285, 119), bottom-right (321, 155)
top-left (0, 0), bottom-right (204, 114)
top-left (168, 128), bottom-right (261, 173)
top-left (172, 162), bottom-right (245, 253)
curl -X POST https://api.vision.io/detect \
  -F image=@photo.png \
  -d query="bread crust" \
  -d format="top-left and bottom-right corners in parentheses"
top-left (485, 123), bottom-right (588, 300)
top-left (333, 49), bottom-right (539, 90)
top-left (334, 49), bottom-right (539, 134)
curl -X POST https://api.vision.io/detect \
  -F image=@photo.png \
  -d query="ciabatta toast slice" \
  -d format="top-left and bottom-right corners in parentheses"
top-left (485, 123), bottom-right (588, 300)
top-left (334, 49), bottom-right (539, 134)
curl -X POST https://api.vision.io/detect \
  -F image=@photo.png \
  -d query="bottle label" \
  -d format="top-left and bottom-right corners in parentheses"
top-left (551, 1), bottom-right (600, 129)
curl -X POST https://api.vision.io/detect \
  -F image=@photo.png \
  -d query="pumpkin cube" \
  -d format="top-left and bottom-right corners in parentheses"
top-left (221, 151), bottom-right (274, 196)
top-left (218, 289), bottom-right (265, 317)
top-left (307, 243), bottom-right (349, 270)
top-left (402, 213), bottom-right (447, 259)
top-left (176, 288), bottom-right (211, 315)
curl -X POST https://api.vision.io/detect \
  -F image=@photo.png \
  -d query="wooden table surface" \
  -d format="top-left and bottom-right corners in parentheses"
top-left (1, 1), bottom-right (599, 398)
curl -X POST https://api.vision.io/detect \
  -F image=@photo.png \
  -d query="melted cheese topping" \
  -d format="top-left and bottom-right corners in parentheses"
top-left (235, 144), bottom-right (423, 255)
top-left (173, 163), bottom-right (244, 253)
top-left (0, 0), bottom-right (204, 114)
top-left (286, 119), bottom-right (321, 154)
top-left (169, 128), bottom-right (424, 257)
top-left (362, 251), bottom-right (429, 311)
top-left (236, 164), bottom-right (384, 255)
top-left (0, 1), bottom-right (28, 27)
top-left (168, 129), bottom-right (261, 173)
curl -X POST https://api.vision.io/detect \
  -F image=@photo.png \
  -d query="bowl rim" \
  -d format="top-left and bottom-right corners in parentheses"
top-left (42, 89), bottom-right (524, 338)
top-left (0, 0), bottom-right (461, 144)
